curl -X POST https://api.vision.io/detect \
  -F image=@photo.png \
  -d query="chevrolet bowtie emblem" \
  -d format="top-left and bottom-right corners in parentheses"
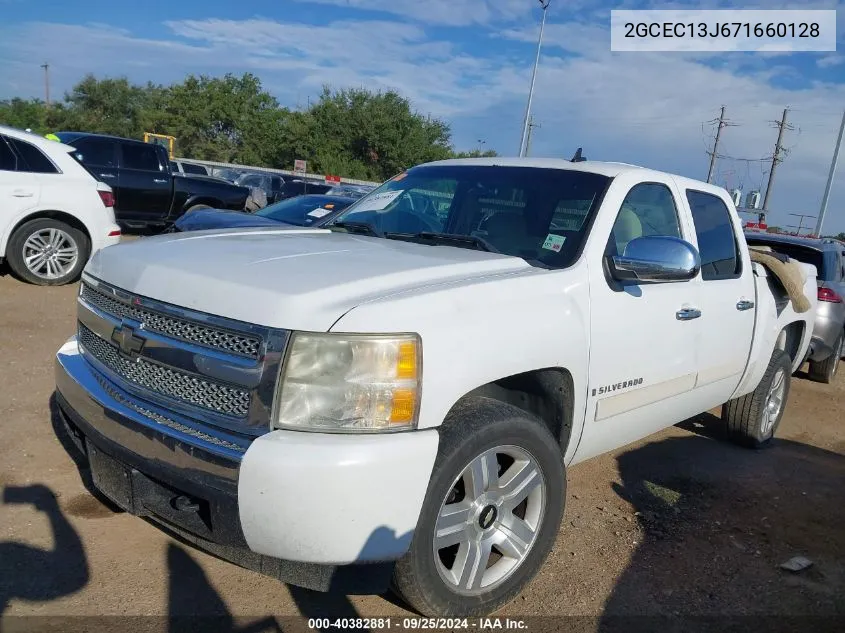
top-left (111, 323), bottom-right (146, 358)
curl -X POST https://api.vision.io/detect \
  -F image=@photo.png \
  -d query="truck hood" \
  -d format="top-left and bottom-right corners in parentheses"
top-left (85, 228), bottom-right (532, 331)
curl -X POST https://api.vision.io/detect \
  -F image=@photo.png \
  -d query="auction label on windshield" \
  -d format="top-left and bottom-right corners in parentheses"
top-left (352, 190), bottom-right (403, 212)
top-left (542, 234), bottom-right (566, 253)
top-left (611, 9), bottom-right (836, 51)
top-left (307, 207), bottom-right (333, 218)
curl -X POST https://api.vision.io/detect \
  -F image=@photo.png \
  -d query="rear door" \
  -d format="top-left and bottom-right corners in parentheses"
top-left (684, 187), bottom-right (756, 402)
top-left (0, 135), bottom-right (41, 236)
top-left (117, 141), bottom-right (172, 223)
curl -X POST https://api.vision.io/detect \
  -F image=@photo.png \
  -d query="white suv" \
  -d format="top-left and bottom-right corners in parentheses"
top-left (0, 125), bottom-right (121, 285)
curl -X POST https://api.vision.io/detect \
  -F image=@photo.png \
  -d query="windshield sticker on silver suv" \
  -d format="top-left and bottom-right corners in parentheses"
top-left (307, 207), bottom-right (333, 218)
top-left (352, 190), bottom-right (403, 212)
top-left (542, 234), bottom-right (566, 252)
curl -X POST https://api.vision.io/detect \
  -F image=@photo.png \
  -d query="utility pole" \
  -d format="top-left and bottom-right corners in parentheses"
top-left (519, 0), bottom-right (551, 157)
top-left (762, 108), bottom-right (792, 216)
top-left (40, 62), bottom-right (50, 106)
top-left (706, 106), bottom-right (727, 183)
top-left (525, 116), bottom-right (541, 156)
top-left (814, 109), bottom-right (845, 237)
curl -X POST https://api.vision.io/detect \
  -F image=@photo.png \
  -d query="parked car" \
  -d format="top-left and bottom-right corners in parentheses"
top-left (745, 231), bottom-right (845, 383)
top-left (0, 125), bottom-right (120, 285)
top-left (277, 178), bottom-right (332, 199)
top-left (52, 132), bottom-right (250, 232)
top-left (170, 160), bottom-right (210, 177)
top-left (171, 194), bottom-right (354, 232)
top-left (326, 183), bottom-right (375, 198)
top-left (233, 171), bottom-right (286, 205)
top-left (55, 157), bottom-right (816, 617)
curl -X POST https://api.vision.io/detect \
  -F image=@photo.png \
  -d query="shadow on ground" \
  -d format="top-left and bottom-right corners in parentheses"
top-left (598, 413), bottom-right (845, 632)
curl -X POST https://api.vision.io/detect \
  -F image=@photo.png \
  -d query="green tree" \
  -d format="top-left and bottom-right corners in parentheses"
top-left (452, 149), bottom-right (499, 158)
top-left (145, 73), bottom-right (288, 164)
top-left (0, 73), bottom-right (492, 180)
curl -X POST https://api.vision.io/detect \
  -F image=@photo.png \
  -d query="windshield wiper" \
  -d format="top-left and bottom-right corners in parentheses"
top-left (389, 231), bottom-right (501, 254)
top-left (329, 221), bottom-right (384, 237)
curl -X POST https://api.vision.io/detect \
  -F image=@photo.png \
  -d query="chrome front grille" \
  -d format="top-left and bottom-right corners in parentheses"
top-left (80, 283), bottom-right (261, 358)
top-left (79, 324), bottom-right (251, 418)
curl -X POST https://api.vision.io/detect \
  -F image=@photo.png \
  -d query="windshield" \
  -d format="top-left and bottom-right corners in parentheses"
top-left (256, 196), bottom-right (350, 226)
top-left (331, 165), bottom-right (611, 268)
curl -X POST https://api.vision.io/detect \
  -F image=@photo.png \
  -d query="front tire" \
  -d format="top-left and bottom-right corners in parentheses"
top-left (723, 348), bottom-right (792, 448)
top-left (6, 218), bottom-right (90, 286)
top-left (393, 397), bottom-right (565, 617)
top-left (808, 331), bottom-right (843, 384)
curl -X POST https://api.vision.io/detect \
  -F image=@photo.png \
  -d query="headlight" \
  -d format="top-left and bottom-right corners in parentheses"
top-left (272, 332), bottom-right (421, 432)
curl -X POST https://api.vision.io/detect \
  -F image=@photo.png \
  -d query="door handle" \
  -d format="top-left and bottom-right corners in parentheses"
top-left (736, 300), bottom-right (755, 311)
top-left (153, 178), bottom-right (167, 183)
top-left (676, 307), bottom-right (702, 321)
top-left (99, 173), bottom-right (116, 179)
top-left (11, 189), bottom-right (34, 197)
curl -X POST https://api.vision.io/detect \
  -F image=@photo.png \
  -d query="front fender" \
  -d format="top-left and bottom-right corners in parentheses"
top-left (330, 264), bottom-right (591, 464)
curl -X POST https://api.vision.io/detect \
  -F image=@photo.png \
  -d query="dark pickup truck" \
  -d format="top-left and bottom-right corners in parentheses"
top-left (54, 132), bottom-right (250, 231)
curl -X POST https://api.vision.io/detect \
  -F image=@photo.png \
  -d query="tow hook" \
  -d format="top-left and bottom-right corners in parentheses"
top-left (172, 495), bottom-right (200, 513)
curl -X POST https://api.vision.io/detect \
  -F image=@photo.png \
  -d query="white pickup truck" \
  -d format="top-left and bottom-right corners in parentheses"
top-left (55, 158), bottom-right (817, 617)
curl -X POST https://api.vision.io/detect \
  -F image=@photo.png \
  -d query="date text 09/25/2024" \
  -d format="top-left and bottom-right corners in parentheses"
top-left (307, 618), bottom-right (528, 630)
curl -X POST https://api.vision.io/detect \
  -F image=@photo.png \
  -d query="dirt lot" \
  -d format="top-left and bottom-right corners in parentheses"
top-left (1, 264), bottom-right (844, 631)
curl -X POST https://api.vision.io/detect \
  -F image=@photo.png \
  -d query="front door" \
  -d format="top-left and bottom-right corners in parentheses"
top-left (683, 187), bottom-right (756, 403)
top-left (576, 174), bottom-right (702, 462)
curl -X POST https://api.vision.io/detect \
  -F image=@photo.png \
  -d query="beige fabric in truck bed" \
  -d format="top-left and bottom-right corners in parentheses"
top-left (748, 246), bottom-right (813, 314)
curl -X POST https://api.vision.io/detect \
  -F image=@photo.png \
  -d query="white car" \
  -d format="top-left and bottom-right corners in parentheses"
top-left (0, 125), bottom-right (121, 285)
top-left (54, 158), bottom-right (816, 616)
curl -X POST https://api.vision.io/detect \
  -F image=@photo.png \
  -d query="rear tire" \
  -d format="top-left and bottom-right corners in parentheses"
top-left (6, 218), bottom-right (90, 286)
top-left (392, 396), bottom-right (565, 617)
top-left (722, 349), bottom-right (792, 449)
top-left (808, 331), bottom-right (843, 384)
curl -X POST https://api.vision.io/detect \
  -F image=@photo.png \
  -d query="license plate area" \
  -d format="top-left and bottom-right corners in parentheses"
top-left (87, 440), bottom-right (134, 512)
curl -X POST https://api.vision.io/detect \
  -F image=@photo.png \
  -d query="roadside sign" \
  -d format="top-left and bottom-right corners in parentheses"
top-left (294, 159), bottom-right (307, 175)
top-left (325, 174), bottom-right (341, 185)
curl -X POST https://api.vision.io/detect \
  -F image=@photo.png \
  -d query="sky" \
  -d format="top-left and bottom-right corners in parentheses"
top-left (1, 0), bottom-right (845, 233)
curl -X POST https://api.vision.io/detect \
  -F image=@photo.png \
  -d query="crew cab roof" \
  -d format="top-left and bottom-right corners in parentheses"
top-left (420, 157), bottom-right (731, 198)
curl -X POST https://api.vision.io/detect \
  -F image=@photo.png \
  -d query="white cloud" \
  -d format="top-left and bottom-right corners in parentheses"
top-left (287, 0), bottom-right (535, 26)
top-left (817, 54), bottom-right (845, 67)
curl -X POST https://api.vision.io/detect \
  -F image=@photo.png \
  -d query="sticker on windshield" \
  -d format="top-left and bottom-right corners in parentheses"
top-left (352, 190), bottom-right (403, 212)
top-left (307, 207), bottom-right (333, 218)
top-left (542, 234), bottom-right (566, 253)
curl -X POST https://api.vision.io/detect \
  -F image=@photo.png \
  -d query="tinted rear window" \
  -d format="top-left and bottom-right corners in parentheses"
top-left (7, 137), bottom-right (58, 173)
top-left (182, 163), bottom-right (207, 175)
top-left (745, 239), bottom-right (826, 278)
top-left (71, 138), bottom-right (116, 167)
top-left (0, 137), bottom-right (17, 171)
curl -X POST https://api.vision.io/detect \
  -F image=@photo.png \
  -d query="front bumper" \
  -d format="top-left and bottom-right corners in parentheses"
top-left (55, 336), bottom-right (439, 589)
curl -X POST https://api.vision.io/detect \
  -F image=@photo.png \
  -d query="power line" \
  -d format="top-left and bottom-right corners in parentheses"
top-left (704, 106), bottom-right (739, 183)
top-left (787, 212), bottom-right (817, 235)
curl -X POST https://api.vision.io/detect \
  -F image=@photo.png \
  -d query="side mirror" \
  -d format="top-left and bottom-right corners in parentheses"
top-left (610, 235), bottom-right (701, 282)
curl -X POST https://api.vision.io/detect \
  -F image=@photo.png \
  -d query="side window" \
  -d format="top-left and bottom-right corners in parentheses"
top-left (609, 183), bottom-right (681, 255)
top-left (122, 143), bottom-right (163, 172)
top-left (7, 138), bottom-right (58, 173)
top-left (72, 138), bottom-right (116, 167)
top-left (686, 189), bottom-right (742, 280)
top-left (0, 137), bottom-right (17, 171)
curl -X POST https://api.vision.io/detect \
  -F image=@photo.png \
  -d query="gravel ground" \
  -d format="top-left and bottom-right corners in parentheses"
top-left (1, 264), bottom-right (843, 632)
